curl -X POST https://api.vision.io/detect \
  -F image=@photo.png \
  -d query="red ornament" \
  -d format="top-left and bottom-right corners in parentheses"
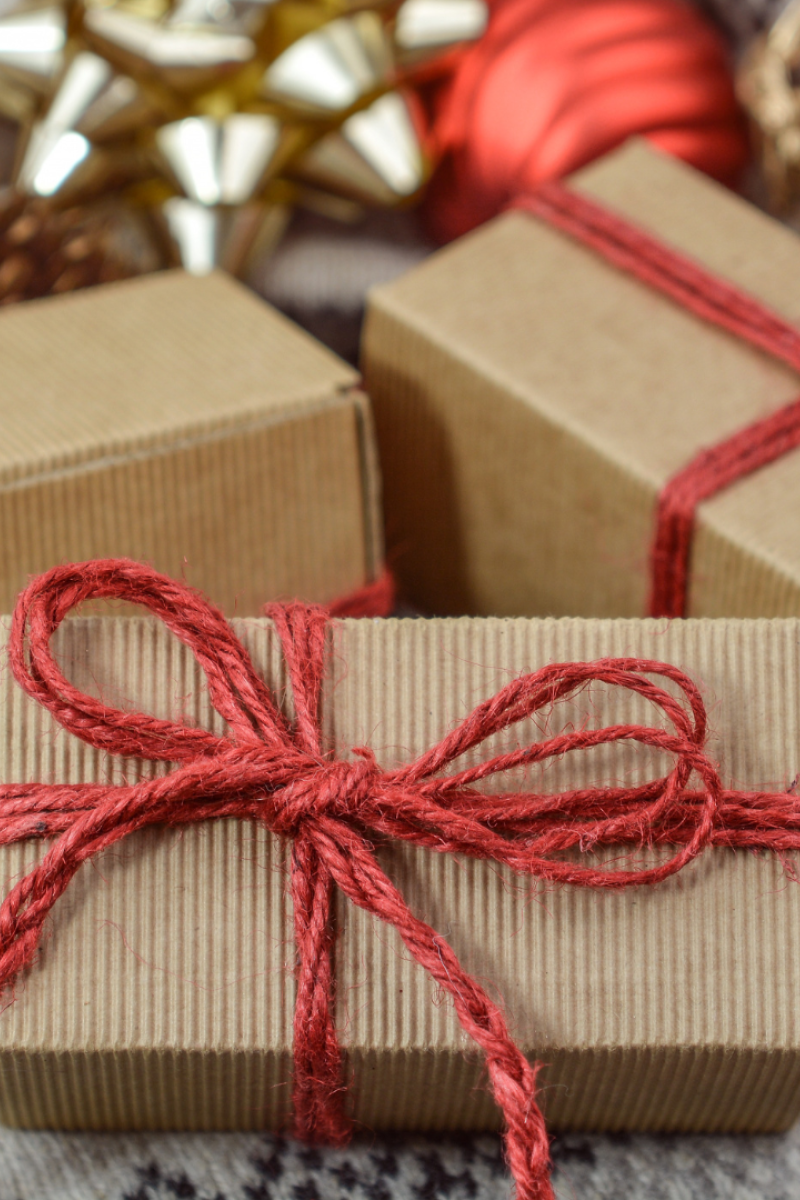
top-left (424, 0), bottom-right (750, 241)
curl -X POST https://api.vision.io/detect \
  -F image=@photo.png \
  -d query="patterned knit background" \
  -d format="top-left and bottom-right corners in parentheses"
top-left (1, 1124), bottom-right (800, 1199)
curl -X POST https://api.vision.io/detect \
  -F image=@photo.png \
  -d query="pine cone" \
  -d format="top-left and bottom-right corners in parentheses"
top-left (0, 192), bottom-right (146, 305)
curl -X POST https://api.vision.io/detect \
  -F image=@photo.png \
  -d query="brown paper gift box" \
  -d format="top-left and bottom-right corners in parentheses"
top-left (362, 140), bottom-right (800, 619)
top-left (0, 270), bottom-right (382, 613)
top-left (1, 613), bottom-right (800, 1134)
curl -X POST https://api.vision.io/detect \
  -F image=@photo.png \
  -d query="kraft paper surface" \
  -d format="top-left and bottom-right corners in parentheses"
top-left (0, 271), bottom-right (381, 613)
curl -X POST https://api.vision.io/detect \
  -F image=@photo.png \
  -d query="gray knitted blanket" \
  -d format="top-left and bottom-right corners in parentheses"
top-left (2, 1123), bottom-right (799, 1199)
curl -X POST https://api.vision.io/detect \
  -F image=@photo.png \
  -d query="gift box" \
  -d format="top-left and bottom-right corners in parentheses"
top-left (0, 607), bottom-right (799, 1137)
top-left (0, 270), bottom-right (382, 613)
top-left (362, 140), bottom-right (800, 619)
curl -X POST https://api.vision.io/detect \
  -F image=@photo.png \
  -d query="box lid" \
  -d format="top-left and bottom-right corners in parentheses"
top-left (0, 270), bottom-right (359, 487)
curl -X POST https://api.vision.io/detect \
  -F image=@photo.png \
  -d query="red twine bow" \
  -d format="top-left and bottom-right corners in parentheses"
top-left (1, 560), bottom-right (799, 1199)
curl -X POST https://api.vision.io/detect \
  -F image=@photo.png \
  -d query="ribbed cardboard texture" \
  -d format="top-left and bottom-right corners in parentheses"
top-left (0, 270), bottom-right (381, 613)
top-left (0, 615), bottom-right (799, 1134)
top-left (362, 140), bottom-right (800, 618)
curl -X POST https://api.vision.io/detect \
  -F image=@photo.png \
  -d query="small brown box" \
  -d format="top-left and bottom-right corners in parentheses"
top-left (0, 613), bottom-right (800, 1136)
top-left (0, 269), bottom-right (382, 613)
top-left (362, 140), bottom-right (800, 618)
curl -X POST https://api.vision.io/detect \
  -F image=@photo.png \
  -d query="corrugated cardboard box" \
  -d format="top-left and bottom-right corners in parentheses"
top-left (362, 140), bottom-right (800, 618)
top-left (0, 613), bottom-right (799, 1134)
top-left (0, 270), bottom-right (382, 613)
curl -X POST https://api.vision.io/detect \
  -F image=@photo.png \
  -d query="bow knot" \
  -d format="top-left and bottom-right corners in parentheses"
top-left (269, 754), bottom-right (380, 837)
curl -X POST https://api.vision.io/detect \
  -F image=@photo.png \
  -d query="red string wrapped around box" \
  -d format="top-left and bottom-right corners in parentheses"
top-left (514, 182), bottom-right (800, 620)
top-left (3, 559), bottom-right (800, 1198)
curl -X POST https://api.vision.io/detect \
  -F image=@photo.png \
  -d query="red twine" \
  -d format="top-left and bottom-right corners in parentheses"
top-left (2, 560), bottom-right (800, 1197)
top-left (328, 566), bottom-right (396, 618)
top-left (516, 182), bottom-right (800, 619)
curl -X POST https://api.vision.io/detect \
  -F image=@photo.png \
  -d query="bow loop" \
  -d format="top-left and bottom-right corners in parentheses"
top-left (9, 559), bottom-right (293, 762)
top-left (395, 658), bottom-right (707, 790)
